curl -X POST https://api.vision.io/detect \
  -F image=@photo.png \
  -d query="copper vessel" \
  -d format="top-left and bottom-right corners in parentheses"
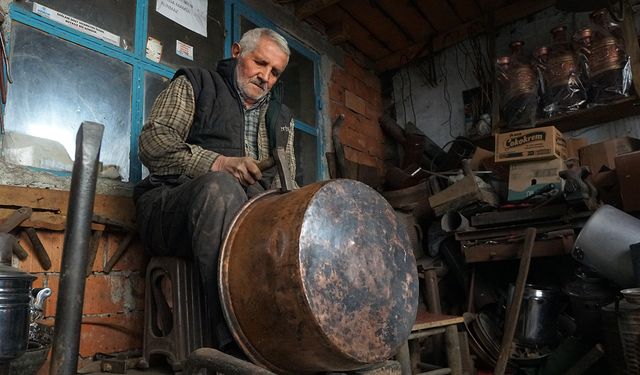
top-left (219, 179), bottom-right (418, 374)
top-left (590, 36), bottom-right (625, 77)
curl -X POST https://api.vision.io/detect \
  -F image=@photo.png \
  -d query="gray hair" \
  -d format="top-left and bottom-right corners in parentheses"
top-left (238, 28), bottom-right (290, 57)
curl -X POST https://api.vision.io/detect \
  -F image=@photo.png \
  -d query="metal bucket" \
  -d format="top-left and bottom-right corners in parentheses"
top-left (573, 205), bottom-right (640, 288)
top-left (219, 179), bottom-right (419, 374)
top-left (618, 301), bottom-right (640, 374)
top-left (508, 284), bottom-right (565, 347)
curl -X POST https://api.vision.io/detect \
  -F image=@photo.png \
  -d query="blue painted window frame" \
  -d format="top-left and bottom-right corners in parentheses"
top-left (9, 1), bottom-right (176, 182)
top-left (225, 0), bottom-right (324, 181)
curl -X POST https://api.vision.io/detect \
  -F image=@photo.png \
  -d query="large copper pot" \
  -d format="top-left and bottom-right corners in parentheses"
top-left (219, 179), bottom-right (418, 374)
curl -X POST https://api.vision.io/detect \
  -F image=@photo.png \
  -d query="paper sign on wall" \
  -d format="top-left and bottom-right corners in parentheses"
top-left (32, 3), bottom-right (121, 47)
top-left (146, 37), bottom-right (163, 63)
top-left (156, 0), bottom-right (208, 38)
top-left (176, 40), bottom-right (194, 60)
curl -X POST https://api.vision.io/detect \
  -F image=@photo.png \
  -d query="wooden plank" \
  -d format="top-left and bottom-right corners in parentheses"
top-left (295, 0), bottom-right (342, 19)
top-left (317, 7), bottom-right (390, 60)
top-left (376, 0), bottom-right (435, 42)
top-left (0, 185), bottom-right (135, 227)
top-left (0, 208), bottom-right (107, 231)
top-left (536, 96), bottom-right (640, 132)
top-left (448, 0), bottom-right (483, 22)
top-left (413, 310), bottom-right (464, 331)
top-left (414, 0), bottom-right (461, 32)
top-left (340, 0), bottom-right (411, 51)
top-left (375, 0), bottom-right (556, 72)
top-left (462, 236), bottom-right (572, 263)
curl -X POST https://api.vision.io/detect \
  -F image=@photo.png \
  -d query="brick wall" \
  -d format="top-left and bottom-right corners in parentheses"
top-left (329, 56), bottom-right (386, 179)
top-left (7, 192), bottom-right (147, 374)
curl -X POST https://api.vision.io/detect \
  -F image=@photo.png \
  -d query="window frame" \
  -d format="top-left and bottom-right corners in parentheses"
top-left (225, 0), bottom-right (325, 182)
top-left (9, 1), bottom-right (176, 182)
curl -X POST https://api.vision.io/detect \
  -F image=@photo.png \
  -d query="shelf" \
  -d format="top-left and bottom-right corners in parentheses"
top-left (537, 96), bottom-right (640, 132)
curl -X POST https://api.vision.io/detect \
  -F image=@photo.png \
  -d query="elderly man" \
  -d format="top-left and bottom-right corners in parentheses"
top-left (134, 28), bottom-right (297, 350)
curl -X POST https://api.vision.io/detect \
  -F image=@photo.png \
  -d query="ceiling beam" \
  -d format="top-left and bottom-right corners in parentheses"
top-left (296, 0), bottom-right (342, 19)
top-left (374, 0), bottom-right (556, 72)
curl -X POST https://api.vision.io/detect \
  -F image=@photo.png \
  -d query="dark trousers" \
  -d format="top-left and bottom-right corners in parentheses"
top-left (135, 172), bottom-right (261, 349)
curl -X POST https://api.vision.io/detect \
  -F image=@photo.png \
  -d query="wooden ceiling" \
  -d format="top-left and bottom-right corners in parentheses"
top-left (280, 0), bottom-right (556, 72)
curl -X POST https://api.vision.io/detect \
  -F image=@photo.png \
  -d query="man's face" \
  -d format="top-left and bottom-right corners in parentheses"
top-left (232, 36), bottom-right (289, 106)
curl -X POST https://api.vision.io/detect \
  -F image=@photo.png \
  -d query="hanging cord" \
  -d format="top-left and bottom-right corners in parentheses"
top-left (0, 11), bottom-right (11, 134)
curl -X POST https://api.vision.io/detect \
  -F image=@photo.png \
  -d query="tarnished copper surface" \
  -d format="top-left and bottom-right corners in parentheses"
top-left (590, 36), bottom-right (625, 77)
top-left (505, 67), bottom-right (537, 100)
top-left (218, 179), bottom-right (418, 374)
top-left (545, 54), bottom-right (577, 88)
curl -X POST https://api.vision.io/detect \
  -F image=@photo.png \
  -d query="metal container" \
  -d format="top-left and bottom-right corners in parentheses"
top-left (573, 205), bottom-right (640, 288)
top-left (508, 284), bottom-right (565, 347)
top-left (0, 263), bottom-right (36, 362)
top-left (219, 179), bottom-right (419, 374)
top-left (617, 300), bottom-right (640, 374)
top-left (563, 271), bottom-right (616, 338)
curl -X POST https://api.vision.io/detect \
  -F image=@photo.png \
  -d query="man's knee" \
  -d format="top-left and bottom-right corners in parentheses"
top-left (192, 172), bottom-right (246, 209)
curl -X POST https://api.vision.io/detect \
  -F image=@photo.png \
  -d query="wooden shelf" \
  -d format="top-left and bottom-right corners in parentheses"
top-left (537, 96), bottom-right (640, 132)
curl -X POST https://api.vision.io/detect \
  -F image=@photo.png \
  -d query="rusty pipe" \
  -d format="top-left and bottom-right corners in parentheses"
top-left (50, 122), bottom-right (104, 375)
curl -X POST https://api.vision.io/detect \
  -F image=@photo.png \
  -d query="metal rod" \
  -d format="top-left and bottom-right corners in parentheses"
top-left (50, 122), bottom-right (104, 375)
top-left (408, 327), bottom-right (447, 340)
top-left (397, 342), bottom-right (412, 375)
top-left (494, 227), bottom-right (537, 375)
top-left (184, 347), bottom-right (275, 374)
top-left (424, 269), bottom-right (442, 314)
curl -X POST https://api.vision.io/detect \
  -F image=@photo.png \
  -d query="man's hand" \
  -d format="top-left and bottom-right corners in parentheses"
top-left (212, 155), bottom-right (262, 185)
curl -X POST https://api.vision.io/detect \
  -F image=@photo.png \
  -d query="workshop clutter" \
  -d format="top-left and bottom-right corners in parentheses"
top-left (379, 113), bottom-right (640, 373)
top-left (496, 8), bottom-right (631, 128)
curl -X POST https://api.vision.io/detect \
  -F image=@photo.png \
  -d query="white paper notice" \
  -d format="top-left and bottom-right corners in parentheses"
top-left (176, 40), bottom-right (194, 60)
top-left (156, 0), bottom-right (208, 38)
top-left (146, 37), bottom-right (163, 63)
top-left (32, 3), bottom-right (121, 47)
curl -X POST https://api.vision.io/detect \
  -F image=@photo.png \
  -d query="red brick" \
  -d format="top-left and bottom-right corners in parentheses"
top-left (328, 82), bottom-right (345, 104)
top-left (44, 273), bottom-right (144, 317)
top-left (343, 146), bottom-right (378, 168)
top-left (86, 231), bottom-right (107, 274)
top-left (103, 233), bottom-right (148, 273)
top-left (344, 55), bottom-right (382, 93)
top-left (78, 312), bottom-right (143, 357)
top-left (18, 230), bottom-right (64, 273)
top-left (82, 274), bottom-right (145, 314)
top-left (345, 90), bottom-right (367, 116)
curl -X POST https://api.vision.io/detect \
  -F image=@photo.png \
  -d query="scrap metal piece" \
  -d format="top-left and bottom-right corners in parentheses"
top-left (50, 122), bottom-right (104, 375)
top-left (24, 228), bottom-right (51, 270)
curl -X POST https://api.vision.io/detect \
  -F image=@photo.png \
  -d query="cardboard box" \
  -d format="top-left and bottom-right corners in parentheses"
top-left (615, 150), bottom-right (640, 212)
top-left (578, 137), bottom-right (640, 174)
top-left (495, 126), bottom-right (567, 163)
top-left (567, 138), bottom-right (588, 160)
top-left (508, 158), bottom-right (565, 201)
top-left (428, 175), bottom-right (499, 215)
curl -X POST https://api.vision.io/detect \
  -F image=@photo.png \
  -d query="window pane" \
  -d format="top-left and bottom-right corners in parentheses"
top-left (147, 0), bottom-right (224, 70)
top-left (144, 71), bottom-right (171, 120)
top-left (240, 17), bottom-right (317, 126)
top-left (4, 22), bottom-right (133, 180)
top-left (16, 0), bottom-right (135, 51)
top-left (294, 128), bottom-right (318, 186)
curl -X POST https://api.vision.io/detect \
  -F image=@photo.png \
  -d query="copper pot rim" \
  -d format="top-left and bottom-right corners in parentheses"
top-left (218, 188), bottom-right (289, 373)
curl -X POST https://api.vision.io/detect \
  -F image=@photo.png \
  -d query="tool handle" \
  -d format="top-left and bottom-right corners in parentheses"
top-left (12, 241), bottom-right (28, 260)
top-left (25, 228), bottom-right (51, 270)
top-left (0, 207), bottom-right (33, 233)
top-left (256, 157), bottom-right (275, 171)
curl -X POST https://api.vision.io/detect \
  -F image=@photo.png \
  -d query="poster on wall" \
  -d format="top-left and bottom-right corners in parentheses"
top-left (156, 0), bottom-right (208, 37)
top-left (32, 2), bottom-right (121, 46)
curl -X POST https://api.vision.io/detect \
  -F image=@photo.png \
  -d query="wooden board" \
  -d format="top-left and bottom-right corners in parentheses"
top-left (340, 0), bottom-right (411, 51)
top-left (462, 236), bottom-right (573, 263)
top-left (415, 0), bottom-right (462, 32)
top-left (413, 310), bottom-right (464, 331)
top-left (0, 185), bottom-right (135, 229)
top-left (376, 0), bottom-right (435, 42)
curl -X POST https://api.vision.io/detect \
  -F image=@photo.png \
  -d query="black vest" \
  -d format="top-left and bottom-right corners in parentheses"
top-left (175, 59), bottom-right (293, 157)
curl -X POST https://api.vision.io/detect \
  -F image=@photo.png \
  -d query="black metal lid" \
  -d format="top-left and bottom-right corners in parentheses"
top-left (0, 264), bottom-right (36, 281)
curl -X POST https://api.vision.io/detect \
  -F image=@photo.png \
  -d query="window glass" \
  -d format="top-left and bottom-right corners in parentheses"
top-left (240, 16), bottom-right (317, 127)
top-left (15, 0), bottom-right (136, 51)
top-left (3, 22), bottom-right (133, 180)
top-left (294, 128), bottom-right (317, 186)
top-left (147, 0), bottom-right (224, 70)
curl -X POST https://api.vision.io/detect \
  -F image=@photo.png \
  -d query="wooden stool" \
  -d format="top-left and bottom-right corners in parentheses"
top-left (397, 310), bottom-right (464, 375)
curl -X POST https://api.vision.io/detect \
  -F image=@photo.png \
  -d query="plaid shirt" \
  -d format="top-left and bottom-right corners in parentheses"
top-left (139, 75), bottom-right (297, 188)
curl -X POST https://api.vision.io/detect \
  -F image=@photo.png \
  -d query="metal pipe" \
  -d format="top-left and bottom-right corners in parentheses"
top-left (184, 348), bottom-right (276, 375)
top-left (50, 122), bottom-right (104, 375)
